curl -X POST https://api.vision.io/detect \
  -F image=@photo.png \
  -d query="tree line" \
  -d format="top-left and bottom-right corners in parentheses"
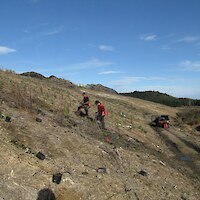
top-left (120, 91), bottom-right (200, 107)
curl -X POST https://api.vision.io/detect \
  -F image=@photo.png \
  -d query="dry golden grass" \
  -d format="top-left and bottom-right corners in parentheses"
top-left (0, 69), bottom-right (200, 200)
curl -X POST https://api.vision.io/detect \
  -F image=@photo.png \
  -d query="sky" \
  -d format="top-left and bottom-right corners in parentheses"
top-left (1, 0), bottom-right (200, 99)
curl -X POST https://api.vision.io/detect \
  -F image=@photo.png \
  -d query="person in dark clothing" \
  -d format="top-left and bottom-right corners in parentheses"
top-left (95, 100), bottom-right (106, 129)
top-left (77, 92), bottom-right (90, 116)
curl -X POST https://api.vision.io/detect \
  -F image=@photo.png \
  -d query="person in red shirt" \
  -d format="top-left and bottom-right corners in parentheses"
top-left (95, 100), bottom-right (106, 129)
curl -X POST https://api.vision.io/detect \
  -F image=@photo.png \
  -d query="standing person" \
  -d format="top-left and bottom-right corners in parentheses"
top-left (95, 100), bottom-right (106, 129)
top-left (77, 92), bottom-right (90, 116)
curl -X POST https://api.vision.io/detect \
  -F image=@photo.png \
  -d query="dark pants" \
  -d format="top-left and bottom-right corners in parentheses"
top-left (96, 113), bottom-right (105, 129)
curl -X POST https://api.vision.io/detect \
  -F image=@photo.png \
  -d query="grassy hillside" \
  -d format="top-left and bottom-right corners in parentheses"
top-left (0, 70), bottom-right (200, 200)
top-left (120, 91), bottom-right (200, 107)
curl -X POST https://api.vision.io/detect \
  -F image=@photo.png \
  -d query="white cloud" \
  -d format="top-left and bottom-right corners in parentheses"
top-left (109, 77), bottom-right (138, 86)
top-left (20, 26), bottom-right (64, 43)
top-left (109, 76), bottom-right (164, 86)
top-left (179, 60), bottom-right (200, 72)
top-left (140, 34), bottom-right (157, 41)
top-left (24, 23), bottom-right (49, 33)
top-left (98, 71), bottom-right (122, 75)
top-left (36, 58), bottom-right (113, 73)
top-left (0, 46), bottom-right (16, 55)
top-left (69, 58), bottom-right (113, 70)
top-left (177, 36), bottom-right (200, 43)
top-left (161, 45), bottom-right (171, 50)
top-left (42, 26), bottom-right (64, 36)
top-left (98, 45), bottom-right (114, 51)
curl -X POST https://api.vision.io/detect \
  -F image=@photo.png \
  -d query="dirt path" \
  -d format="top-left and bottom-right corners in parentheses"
top-left (153, 126), bottom-right (200, 183)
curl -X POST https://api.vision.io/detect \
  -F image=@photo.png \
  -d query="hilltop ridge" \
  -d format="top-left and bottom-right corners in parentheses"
top-left (121, 91), bottom-right (200, 107)
top-left (86, 83), bottom-right (117, 94)
top-left (0, 69), bottom-right (200, 200)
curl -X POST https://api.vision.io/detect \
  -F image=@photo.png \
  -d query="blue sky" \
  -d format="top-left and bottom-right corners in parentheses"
top-left (1, 0), bottom-right (200, 99)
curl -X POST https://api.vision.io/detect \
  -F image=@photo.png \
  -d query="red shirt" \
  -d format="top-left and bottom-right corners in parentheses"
top-left (98, 103), bottom-right (105, 116)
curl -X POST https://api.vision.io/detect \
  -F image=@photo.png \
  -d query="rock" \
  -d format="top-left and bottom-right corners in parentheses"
top-left (138, 170), bottom-right (147, 176)
top-left (96, 167), bottom-right (107, 173)
top-left (196, 125), bottom-right (200, 132)
top-left (5, 116), bottom-right (11, 122)
top-left (37, 109), bottom-right (45, 116)
top-left (36, 152), bottom-right (45, 160)
top-left (52, 173), bottom-right (62, 184)
top-left (37, 188), bottom-right (56, 200)
top-left (36, 117), bottom-right (42, 122)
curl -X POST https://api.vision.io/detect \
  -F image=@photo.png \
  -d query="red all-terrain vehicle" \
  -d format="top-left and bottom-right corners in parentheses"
top-left (151, 115), bottom-right (171, 128)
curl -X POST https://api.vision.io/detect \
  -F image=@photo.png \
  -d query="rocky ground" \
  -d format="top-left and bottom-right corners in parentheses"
top-left (0, 71), bottom-right (200, 200)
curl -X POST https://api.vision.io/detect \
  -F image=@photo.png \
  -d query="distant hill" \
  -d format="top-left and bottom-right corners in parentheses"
top-left (120, 91), bottom-right (200, 107)
top-left (86, 84), bottom-right (118, 94)
top-left (20, 72), bottom-right (76, 88)
top-left (21, 71), bottom-right (46, 79)
top-left (48, 75), bottom-right (76, 88)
